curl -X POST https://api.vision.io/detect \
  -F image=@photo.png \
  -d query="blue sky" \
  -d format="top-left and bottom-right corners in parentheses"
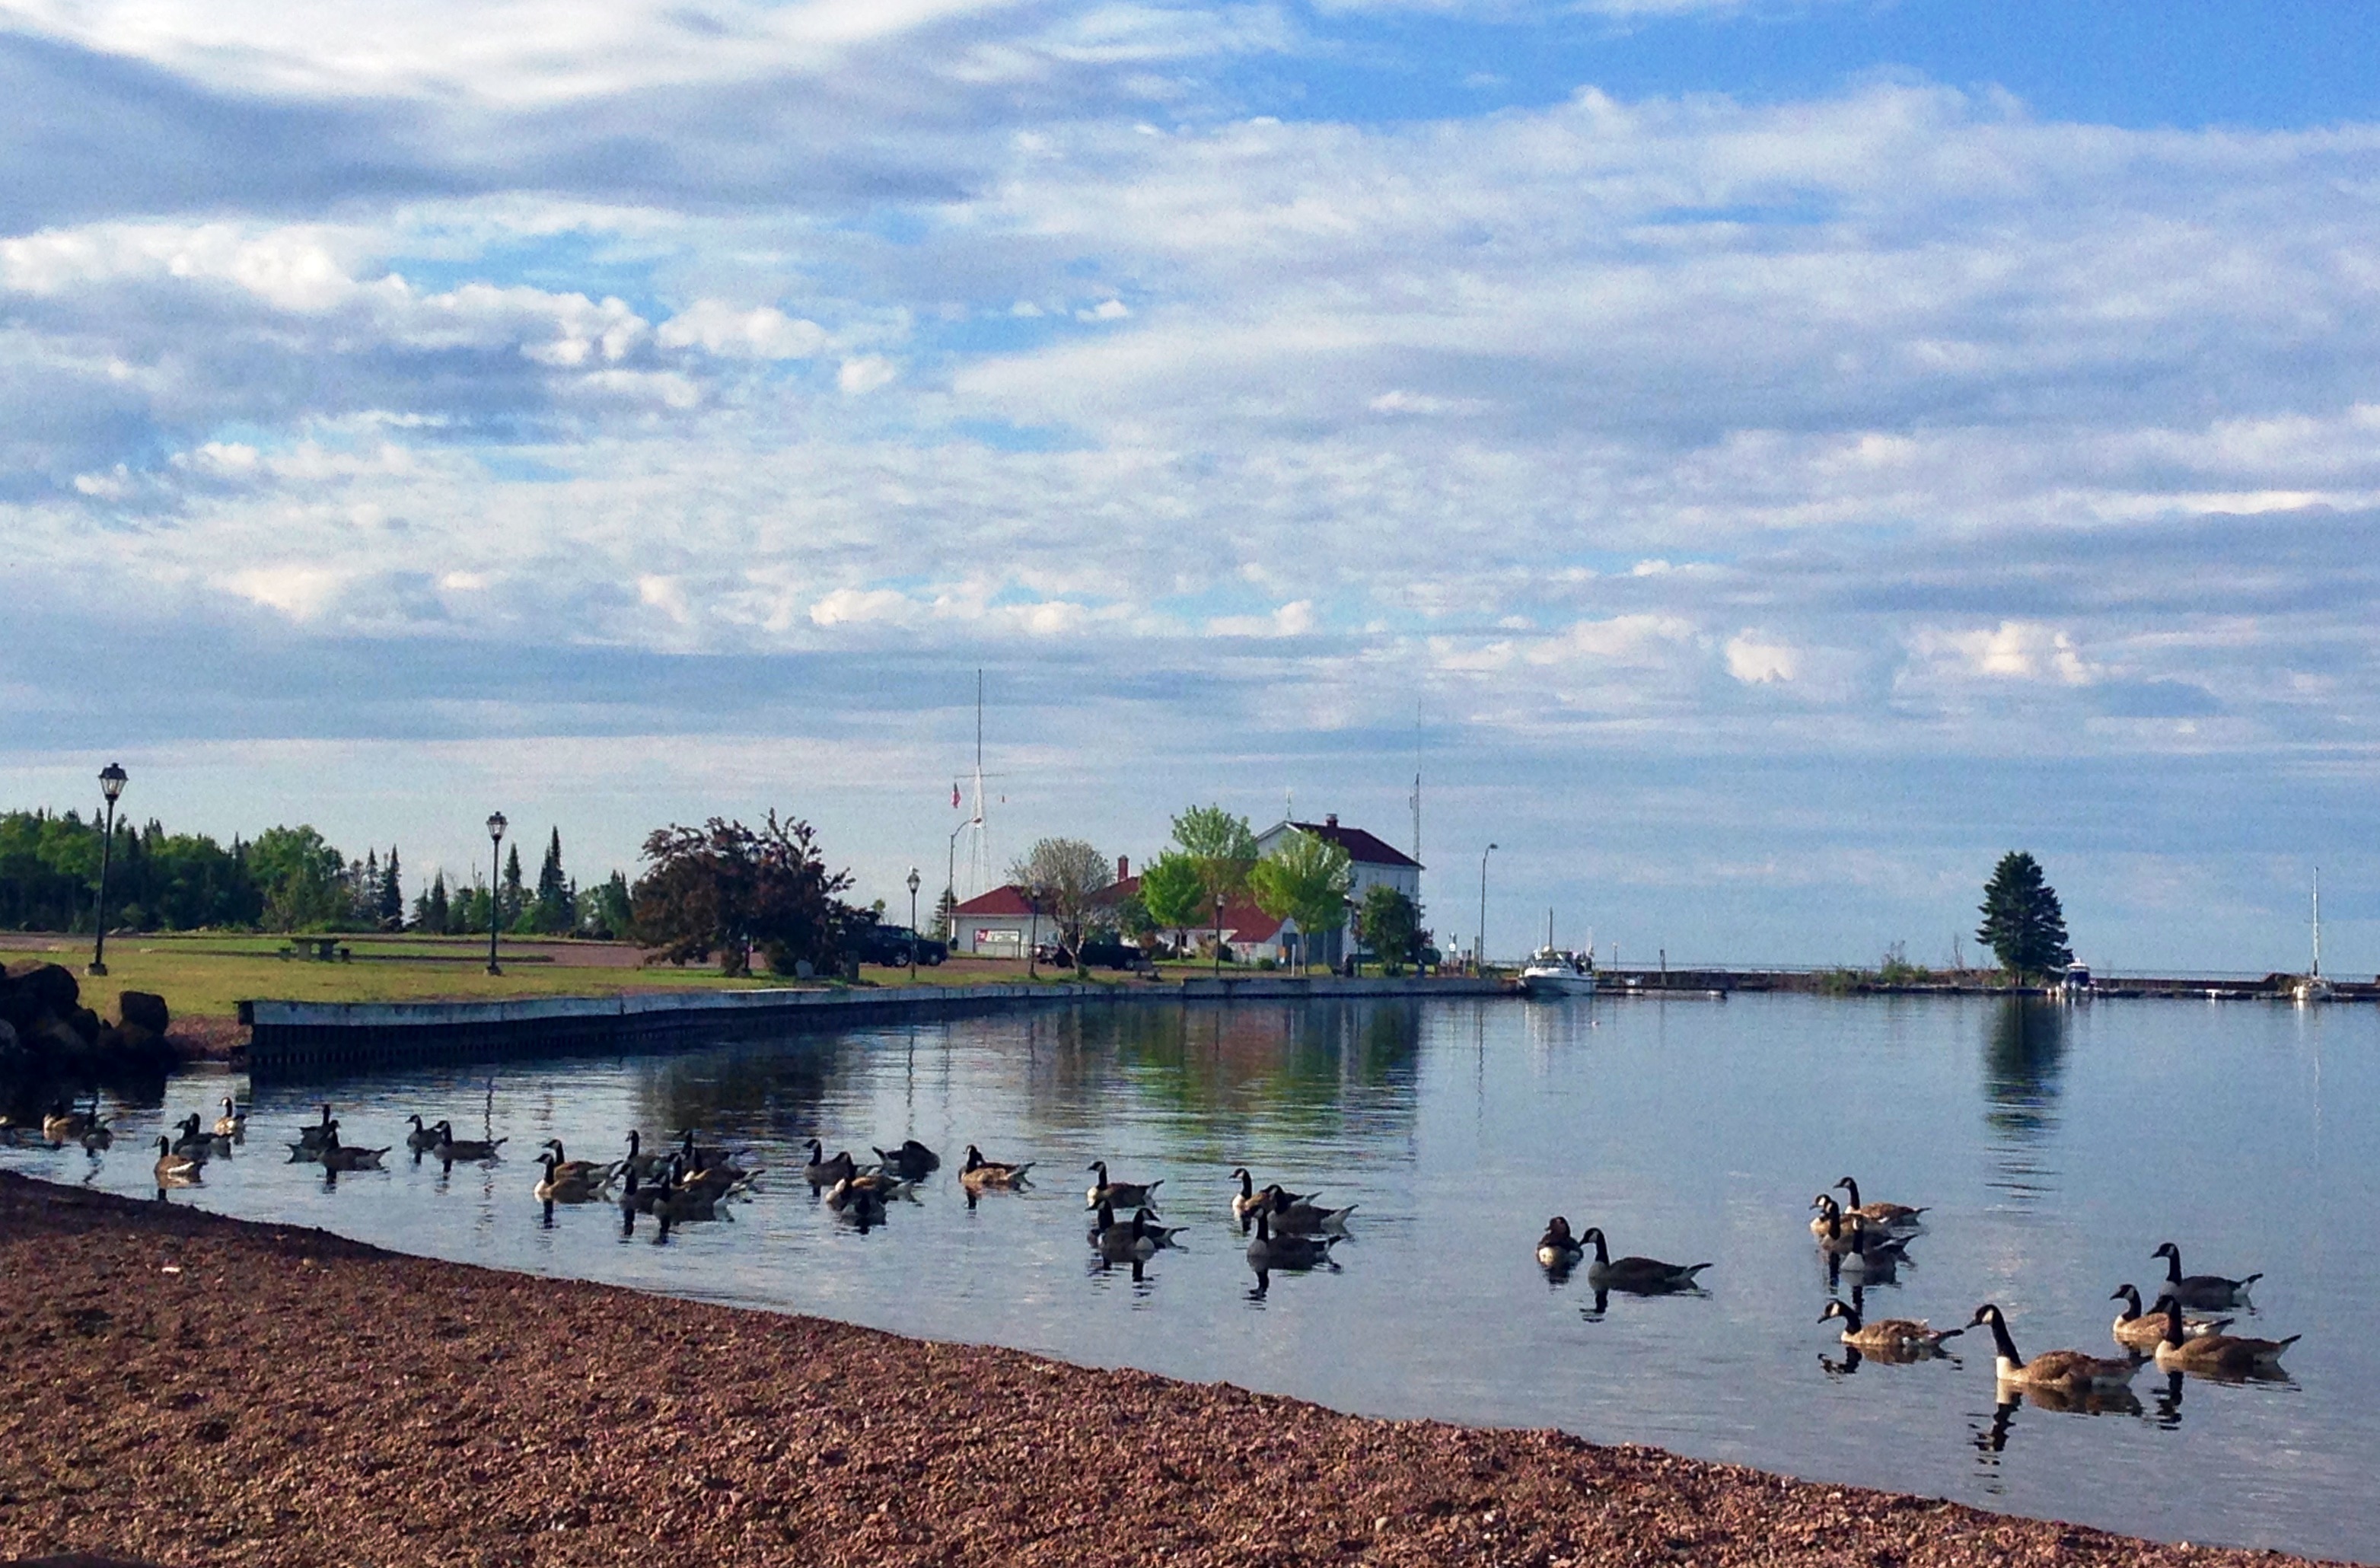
top-left (3, 0), bottom-right (2375, 970)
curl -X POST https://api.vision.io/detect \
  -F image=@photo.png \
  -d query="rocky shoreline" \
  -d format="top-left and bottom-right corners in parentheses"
top-left (0, 1171), bottom-right (2334, 1568)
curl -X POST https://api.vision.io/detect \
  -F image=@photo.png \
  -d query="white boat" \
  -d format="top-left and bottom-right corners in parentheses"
top-left (2294, 868), bottom-right (2333, 1005)
top-left (1520, 948), bottom-right (1598, 998)
top-left (1519, 912), bottom-right (1598, 998)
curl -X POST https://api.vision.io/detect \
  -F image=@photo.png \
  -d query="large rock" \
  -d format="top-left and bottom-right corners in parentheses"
top-left (14, 962), bottom-right (80, 1017)
top-left (68, 1005), bottom-right (103, 1046)
top-left (118, 990), bottom-right (170, 1035)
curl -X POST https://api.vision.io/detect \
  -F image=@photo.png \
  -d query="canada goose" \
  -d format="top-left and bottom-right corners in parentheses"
top-left (873, 1139), bottom-right (941, 1181)
top-left (1260, 1185), bottom-right (1356, 1235)
top-left (1537, 1216), bottom-right (1587, 1269)
top-left (2149, 1296), bottom-right (2297, 1376)
top-left (317, 1131), bottom-right (388, 1172)
top-left (153, 1135), bottom-right (201, 1185)
top-left (404, 1115), bottom-right (443, 1153)
top-left (1967, 1303), bottom-right (2139, 1393)
top-left (1245, 1207), bottom-right (1340, 1271)
top-left (618, 1130), bottom-right (671, 1181)
top-left (1820, 1299), bottom-right (1961, 1357)
top-left (803, 1139), bottom-right (858, 1188)
top-left (534, 1150), bottom-right (607, 1203)
top-left (287, 1120), bottom-right (339, 1162)
top-left (537, 1139), bottom-right (616, 1187)
top-left (2149, 1242), bottom-right (2261, 1309)
top-left (1809, 1196), bottom-right (1909, 1270)
top-left (1230, 1168), bottom-right (1315, 1223)
top-left (432, 1123), bottom-right (506, 1163)
top-left (1578, 1227), bottom-right (1711, 1293)
top-left (43, 1102), bottom-right (94, 1143)
top-left (295, 1104), bottom-right (336, 1149)
top-left (1085, 1160), bottom-right (1162, 1212)
top-left (80, 1119), bottom-right (114, 1152)
top-left (824, 1176), bottom-right (887, 1222)
top-left (1088, 1202), bottom-right (1161, 1262)
top-left (213, 1097), bottom-right (247, 1141)
top-left (959, 1145), bottom-right (1034, 1190)
top-left (619, 1167), bottom-right (667, 1216)
top-left (2111, 1284), bottom-right (2229, 1352)
top-left (1088, 1200), bottom-right (1184, 1251)
top-left (171, 1114), bottom-right (218, 1162)
top-left (1832, 1177), bottom-right (1926, 1231)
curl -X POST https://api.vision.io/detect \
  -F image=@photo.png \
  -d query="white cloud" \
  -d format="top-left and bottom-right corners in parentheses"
top-left (1911, 620), bottom-right (2098, 686)
top-left (656, 301), bottom-right (828, 360)
top-left (837, 355), bottom-right (897, 394)
top-left (1724, 633), bottom-right (1798, 684)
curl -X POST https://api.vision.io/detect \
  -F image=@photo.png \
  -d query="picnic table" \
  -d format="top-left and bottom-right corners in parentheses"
top-left (279, 936), bottom-right (352, 961)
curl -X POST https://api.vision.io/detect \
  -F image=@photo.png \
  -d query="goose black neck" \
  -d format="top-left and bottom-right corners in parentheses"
top-left (1983, 1309), bottom-right (2022, 1369)
top-left (1840, 1179), bottom-right (1862, 1208)
top-left (1588, 1230), bottom-right (1611, 1266)
top-left (2161, 1298), bottom-right (2186, 1347)
top-left (2162, 1249), bottom-right (2184, 1285)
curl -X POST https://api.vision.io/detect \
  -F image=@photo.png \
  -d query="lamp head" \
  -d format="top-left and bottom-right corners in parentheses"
top-left (906, 867), bottom-right (922, 894)
top-left (486, 811), bottom-right (508, 843)
top-left (98, 762), bottom-right (128, 804)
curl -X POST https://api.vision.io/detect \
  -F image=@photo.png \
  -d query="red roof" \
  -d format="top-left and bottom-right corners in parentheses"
top-left (951, 884), bottom-right (1038, 916)
top-left (1286, 820), bottom-right (1419, 870)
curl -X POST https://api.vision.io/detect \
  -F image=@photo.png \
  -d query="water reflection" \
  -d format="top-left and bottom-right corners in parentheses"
top-left (1982, 1000), bottom-right (2067, 1202)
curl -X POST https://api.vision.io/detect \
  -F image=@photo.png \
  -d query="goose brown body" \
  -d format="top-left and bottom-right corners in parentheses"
top-left (2110, 1283), bottom-right (2229, 1351)
top-left (1820, 1299), bottom-right (1961, 1358)
top-left (2148, 1297), bottom-right (2299, 1376)
top-left (1579, 1226), bottom-right (1710, 1293)
top-left (1969, 1303), bottom-right (2139, 1392)
top-left (959, 1145), bottom-right (1033, 1190)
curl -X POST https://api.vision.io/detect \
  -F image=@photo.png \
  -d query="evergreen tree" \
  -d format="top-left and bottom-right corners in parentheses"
top-left (378, 846), bottom-right (403, 929)
top-left (424, 870), bottom-right (451, 934)
top-left (1977, 851), bottom-right (2073, 980)
top-left (501, 842), bottom-right (526, 931)
top-left (532, 827), bottom-right (575, 933)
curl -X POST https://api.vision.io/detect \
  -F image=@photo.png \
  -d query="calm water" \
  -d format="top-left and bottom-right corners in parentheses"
top-left (7, 995), bottom-right (2375, 1560)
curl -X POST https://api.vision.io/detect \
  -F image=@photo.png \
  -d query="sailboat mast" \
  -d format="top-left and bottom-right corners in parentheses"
top-left (2312, 866), bottom-right (2322, 979)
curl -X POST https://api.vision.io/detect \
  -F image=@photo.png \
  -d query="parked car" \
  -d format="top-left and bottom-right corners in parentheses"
top-left (1034, 939), bottom-right (1143, 971)
top-left (851, 923), bottom-right (947, 967)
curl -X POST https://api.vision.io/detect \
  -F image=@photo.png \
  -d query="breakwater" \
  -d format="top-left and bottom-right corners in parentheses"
top-left (237, 974), bottom-right (1505, 1074)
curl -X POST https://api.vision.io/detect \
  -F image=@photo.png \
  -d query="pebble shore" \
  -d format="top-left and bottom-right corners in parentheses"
top-left (0, 1171), bottom-right (2333, 1568)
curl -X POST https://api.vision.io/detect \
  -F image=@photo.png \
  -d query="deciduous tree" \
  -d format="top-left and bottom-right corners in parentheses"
top-left (1007, 837), bottom-right (1114, 970)
top-left (632, 812), bottom-right (855, 976)
top-left (1249, 830), bottom-right (1352, 974)
top-left (1138, 850), bottom-right (1207, 955)
top-left (1359, 884), bottom-right (1419, 976)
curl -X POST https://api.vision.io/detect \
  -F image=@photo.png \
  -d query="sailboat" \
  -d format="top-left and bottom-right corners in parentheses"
top-left (1520, 909), bottom-right (1598, 999)
top-left (2293, 868), bottom-right (2333, 1005)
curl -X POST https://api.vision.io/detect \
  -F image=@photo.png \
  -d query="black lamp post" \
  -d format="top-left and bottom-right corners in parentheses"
top-left (88, 762), bottom-right (128, 977)
top-left (485, 811), bottom-right (508, 975)
top-left (1476, 842), bottom-right (1499, 976)
top-left (906, 866), bottom-right (922, 981)
top-left (1213, 891), bottom-right (1225, 977)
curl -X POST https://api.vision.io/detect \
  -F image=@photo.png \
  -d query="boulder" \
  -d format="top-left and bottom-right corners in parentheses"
top-left (16, 961), bottom-right (80, 1015)
top-left (118, 990), bottom-right (170, 1034)
top-left (97, 1021), bottom-right (174, 1073)
top-left (68, 1005), bottom-right (104, 1045)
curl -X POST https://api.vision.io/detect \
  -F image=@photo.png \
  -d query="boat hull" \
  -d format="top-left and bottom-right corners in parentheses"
top-left (1520, 970), bottom-right (1598, 999)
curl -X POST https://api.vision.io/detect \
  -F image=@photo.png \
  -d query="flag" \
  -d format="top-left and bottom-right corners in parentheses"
top-left (952, 782), bottom-right (961, 808)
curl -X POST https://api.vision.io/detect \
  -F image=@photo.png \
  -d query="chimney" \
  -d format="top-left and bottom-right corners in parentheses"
top-left (1117, 855), bottom-right (1129, 881)
top-left (1325, 813), bottom-right (1338, 829)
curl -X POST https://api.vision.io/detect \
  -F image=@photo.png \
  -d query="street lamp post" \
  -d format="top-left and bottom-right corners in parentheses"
top-left (906, 867), bottom-right (922, 981)
top-left (1213, 892), bottom-right (1225, 977)
top-left (485, 812), bottom-right (508, 975)
top-left (88, 763), bottom-right (128, 977)
top-left (945, 816), bottom-right (978, 945)
top-left (1476, 842), bottom-right (1499, 976)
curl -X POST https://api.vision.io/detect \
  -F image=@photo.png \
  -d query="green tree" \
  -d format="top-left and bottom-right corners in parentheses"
top-left (631, 812), bottom-right (856, 976)
top-left (501, 842), bottom-right (527, 931)
top-left (247, 825), bottom-right (349, 931)
top-left (377, 846), bottom-right (403, 929)
top-left (581, 870), bottom-right (632, 939)
top-left (1359, 884), bottom-right (1420, 976)
top-left (416, 870), bottom-right (451, 933)
top-left (1977, 851), bottom-right (2073, 981)
top-left (1248, 829), bottom-right (1352, 974)
top-left (1170, 805), bottom-right (1257, 908)
top-left (1138, 850), bottom-right (1208, 955)
top-left (530, 827), bottom-right (575, 934)
top-left (1008, 837), bottom-right (1114, 971)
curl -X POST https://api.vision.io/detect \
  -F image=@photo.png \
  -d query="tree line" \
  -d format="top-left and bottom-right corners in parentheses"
top-left (0, 808), bottom-right (629, 939)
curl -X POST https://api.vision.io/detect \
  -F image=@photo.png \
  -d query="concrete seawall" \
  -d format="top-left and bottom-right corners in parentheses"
top-left (237, 975), bottom-right (1509, 1075)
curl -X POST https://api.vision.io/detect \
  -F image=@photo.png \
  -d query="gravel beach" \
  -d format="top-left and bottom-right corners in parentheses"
top-left (0, 1171), bottom-right (2334, 1568)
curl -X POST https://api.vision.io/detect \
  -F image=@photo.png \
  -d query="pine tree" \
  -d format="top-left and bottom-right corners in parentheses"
top-left (501, 842), bottom-right (526, 931)
top-left (532, 827), bottom-right (574, 933)
top-left (425, 871), bottom-right (451, 934)
top-left (378, 846), bottom-right (403, 929)
top-left (1977, 851), bottom-right (2073, 980)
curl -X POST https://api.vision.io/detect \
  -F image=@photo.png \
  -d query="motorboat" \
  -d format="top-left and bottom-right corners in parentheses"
top-left (1520, 948), bottom-right (1598, 998)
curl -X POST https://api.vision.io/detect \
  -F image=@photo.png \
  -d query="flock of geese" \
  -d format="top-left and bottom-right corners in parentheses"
top-left (1526, 1174), bottom-right (2302, 1407)
top-left (8, 1098), bottom-right (2306, 1397)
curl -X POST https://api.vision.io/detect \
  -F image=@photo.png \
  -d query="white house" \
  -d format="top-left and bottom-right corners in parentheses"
top-left (1251, 814), bottom-right (1423, 966)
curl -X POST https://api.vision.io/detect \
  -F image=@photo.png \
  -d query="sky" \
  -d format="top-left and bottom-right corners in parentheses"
top-left (4, 0), bottom-right (2377, 972)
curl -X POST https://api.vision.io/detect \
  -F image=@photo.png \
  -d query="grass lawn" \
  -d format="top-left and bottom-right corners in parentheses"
top-left (2, 933), bottom-right (1141, 1022)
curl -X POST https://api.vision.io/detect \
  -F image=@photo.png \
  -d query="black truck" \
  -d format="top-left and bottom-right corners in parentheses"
top-left (849, 922), bottom-right (948, 967)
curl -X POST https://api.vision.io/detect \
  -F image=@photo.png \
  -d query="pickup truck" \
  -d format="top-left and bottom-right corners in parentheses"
top-left (851, 923), bottom-right (948, 967)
